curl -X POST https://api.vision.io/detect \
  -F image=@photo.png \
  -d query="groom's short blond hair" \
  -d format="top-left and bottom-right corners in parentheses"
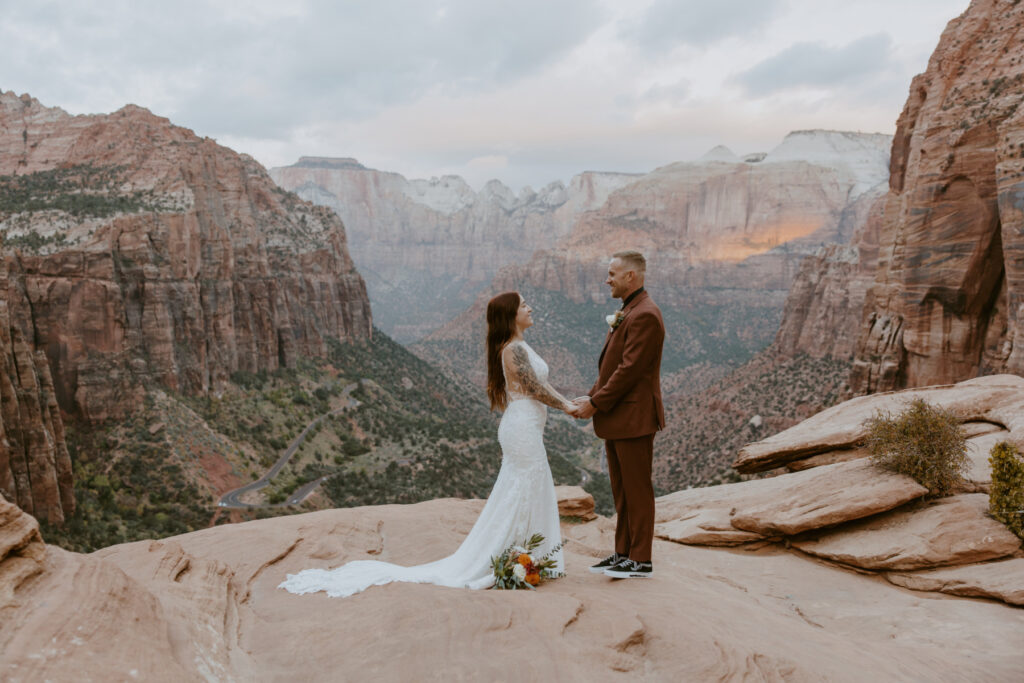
top-left (612, 250), bottom-right (646, 274)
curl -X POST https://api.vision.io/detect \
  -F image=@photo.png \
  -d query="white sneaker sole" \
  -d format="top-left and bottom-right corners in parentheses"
top-left (604, 569), bottom-right (653, 579)
top-left (589, 565), bottom-right (615, 574)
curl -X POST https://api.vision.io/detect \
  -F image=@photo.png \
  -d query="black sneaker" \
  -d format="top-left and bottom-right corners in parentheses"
top-left (604, 558), bottom-right (653, 579)
top-left (588, 553), bottom-right (623, 574)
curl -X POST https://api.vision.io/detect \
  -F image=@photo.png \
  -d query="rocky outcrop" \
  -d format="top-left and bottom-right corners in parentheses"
top-left (887, 558), bottom-right (1024, 606)
top-left (0, 494), bottom-right (46, 608)
top-left (849, 0), bottom-right (1024, 393)
top-left (729, 459), bottom-right (929, 537)
top-left (0, 92), bottom-right (372, 428)
top-left (1, 494), bottom-right (199, 680)
top-left (655, 458), bottom-right (928, 544)
top-left (4, 494), bottom-right (1023, 680)
top-left (554, 485), bottom-right (597, 521)
top-left (733, 374), bottom-right (1024, 473)
top-left (270, 157), bottom-right (638, 341)
top-left (655, 375), bottom-right (1024, 608)
top-left (792, 493), bottom-right (1021, 570)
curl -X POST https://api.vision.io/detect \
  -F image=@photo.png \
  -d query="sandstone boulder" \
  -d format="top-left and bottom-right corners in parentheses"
top-left (886, 558), bottom-right (1024, 606)
top-left (1, 546), bottom-right (191, 681)
top-left (654, 458), bottom-right (928, 543)
top-left (555, 486), bottom-right (597, 521)
top-left (729, 459), bottom-right (928, 537)
top-left (654, 478), bottom-right (778, 546)
top-left (792, 494), bottom-right (1021, 571)
top-left (0, 494), bottom-right (46, 608)
top-left (735, 375), bottom-right (1024, 473)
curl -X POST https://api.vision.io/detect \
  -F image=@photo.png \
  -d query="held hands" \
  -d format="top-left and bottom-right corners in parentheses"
top-left (567, 396), bottom-right (597, 420)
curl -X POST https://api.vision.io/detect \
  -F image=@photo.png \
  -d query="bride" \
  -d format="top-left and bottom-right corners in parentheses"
top-left (279, 291), bottom-right (576, 597)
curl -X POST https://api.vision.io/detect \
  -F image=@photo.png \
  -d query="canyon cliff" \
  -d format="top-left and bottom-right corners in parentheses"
top-left (849, 0), bottom-right (1024, 393)
top-left (271, 158), bottom-right (638, 342)
top-left (0, 252), bottom-right (73, 523)
top-left (0, 92), bottom-right (372, 521)
top-left (773, 189), bottom-right (885, 360)
top-left (412, 131), bottom-right (891, 401)
top-left (655, 0), bottom-right (1024, 490)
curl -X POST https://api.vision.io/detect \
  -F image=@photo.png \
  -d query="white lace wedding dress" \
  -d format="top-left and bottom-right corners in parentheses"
top-left (278, 341), bottom-right (565, 598)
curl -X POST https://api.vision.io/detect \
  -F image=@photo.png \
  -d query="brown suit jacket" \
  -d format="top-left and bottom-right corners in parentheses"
top-left (589, 290), bottom-right (665, 440)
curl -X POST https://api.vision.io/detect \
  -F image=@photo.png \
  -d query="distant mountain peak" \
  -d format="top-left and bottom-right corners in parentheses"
top-left (293, 157), bottom-right (368, 171)
top-left (700, 145), bottom-right (739, 162)
top-left (764, 130), bottom-right (892, 196)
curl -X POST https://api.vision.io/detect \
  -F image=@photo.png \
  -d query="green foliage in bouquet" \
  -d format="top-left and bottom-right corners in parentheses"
top-left (491, 532), bottom-right (564, 590)
top-left (989, 440), bottom-right (1024, 540)
top-left (863, 398), bottom-right (968, 496)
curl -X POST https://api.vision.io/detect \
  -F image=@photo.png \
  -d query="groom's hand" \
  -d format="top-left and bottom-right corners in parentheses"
top-left (572, 396), bottom-right (597, 419)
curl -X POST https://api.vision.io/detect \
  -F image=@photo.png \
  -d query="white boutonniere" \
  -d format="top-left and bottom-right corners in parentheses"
top-left (606, 310), bottom-right (626, 331)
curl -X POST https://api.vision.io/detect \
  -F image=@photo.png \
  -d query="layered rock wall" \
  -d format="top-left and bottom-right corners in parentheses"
top-left (0, 92), bottom-right (372, 519)
top-left (773, 188), bottom-right (886, 360)
top-left (850, 0), bottom-right (1024, 393)
top-left (0, 254), bottom-right (73, 522)
top-left (486, 131), bottom-right (891, 306)
top-left (271, 158), bottom-right (638, 283)
top-left (270, 158), bottom-right (638, 340)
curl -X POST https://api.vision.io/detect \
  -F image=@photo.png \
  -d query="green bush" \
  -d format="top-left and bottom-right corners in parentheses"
top-left (863, 398), bottom-right (968, 496)
top-left (989, 440), bottom-right (1024, 540)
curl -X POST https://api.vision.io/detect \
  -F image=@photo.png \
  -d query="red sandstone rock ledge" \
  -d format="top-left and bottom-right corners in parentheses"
top-left (2, 435), bottom-right (1022, 680)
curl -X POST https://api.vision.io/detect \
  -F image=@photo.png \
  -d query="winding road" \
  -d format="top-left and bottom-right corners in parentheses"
top-left (217, 381), bottom-right (361, 509)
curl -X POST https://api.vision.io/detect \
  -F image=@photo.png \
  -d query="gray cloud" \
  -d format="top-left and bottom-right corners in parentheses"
top-left (0, 0), bottom-right (605, 139)
top-left (732, 33), bottom-right (894, 96)
top-left (624, 0), bottom-right (783, 53)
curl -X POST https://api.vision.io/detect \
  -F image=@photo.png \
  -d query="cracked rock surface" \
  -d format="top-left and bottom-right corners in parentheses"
top-left (3, 495), bottom-right (1023, 681)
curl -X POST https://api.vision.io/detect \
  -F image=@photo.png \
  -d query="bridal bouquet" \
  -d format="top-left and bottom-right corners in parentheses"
top-left (490, 533), bottom-right (563, 590)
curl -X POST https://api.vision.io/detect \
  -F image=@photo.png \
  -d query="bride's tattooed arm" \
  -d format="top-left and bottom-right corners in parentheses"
top-left (504, 343), bottom-right (571, 410)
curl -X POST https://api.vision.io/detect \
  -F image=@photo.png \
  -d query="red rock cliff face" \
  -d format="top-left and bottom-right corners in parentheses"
top-left (0, 93), bottom-right (372, 519)
top-left (773, 189), bottom-right (885, 360)
top-left (850, 0), bottom-right (1024, 393)
top-left (0, 253), bottom-right (74, 523)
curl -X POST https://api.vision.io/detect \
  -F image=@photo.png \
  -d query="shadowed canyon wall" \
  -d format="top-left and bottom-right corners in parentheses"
top-left (850, 0), bottom-right (1024, 393)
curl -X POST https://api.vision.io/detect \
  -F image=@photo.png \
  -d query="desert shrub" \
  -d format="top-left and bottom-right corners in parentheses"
top-left (863, 398), bottom-right (968, 496)
top-left (989, 440), bottom-right (1024, 540)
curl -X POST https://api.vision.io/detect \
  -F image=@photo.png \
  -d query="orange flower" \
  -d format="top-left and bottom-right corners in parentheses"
top-left (517, 554), bottom-right (532, 567)
top-left (525, 572), bottom-right (541, 586)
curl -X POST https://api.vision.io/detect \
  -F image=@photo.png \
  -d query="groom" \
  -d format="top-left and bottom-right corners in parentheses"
top-left (572, 250), bottom-right (665, 579)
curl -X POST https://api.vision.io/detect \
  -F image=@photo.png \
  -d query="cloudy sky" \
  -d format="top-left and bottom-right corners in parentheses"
top-left (2, 0), bottom-right (968, 190)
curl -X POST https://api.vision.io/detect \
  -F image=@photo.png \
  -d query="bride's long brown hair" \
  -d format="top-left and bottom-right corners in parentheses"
top-left (486, 291), bottom-right (521, 411)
